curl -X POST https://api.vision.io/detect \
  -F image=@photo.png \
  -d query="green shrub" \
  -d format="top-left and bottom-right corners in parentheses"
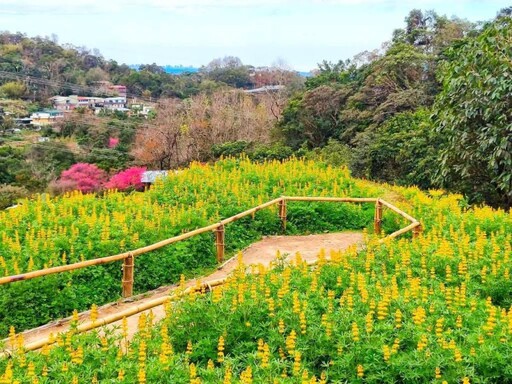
top-left (211, 140), bottom-right (250, 158)
top-left (0, 184), bottom-right (28, 209)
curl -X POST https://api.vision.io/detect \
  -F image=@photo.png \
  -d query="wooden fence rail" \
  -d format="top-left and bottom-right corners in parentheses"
top-left (0, 196), bottom-right (421, 298)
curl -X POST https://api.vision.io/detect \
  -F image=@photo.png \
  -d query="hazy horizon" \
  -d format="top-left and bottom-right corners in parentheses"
top-left (0, 0), bottom-right (509, 71)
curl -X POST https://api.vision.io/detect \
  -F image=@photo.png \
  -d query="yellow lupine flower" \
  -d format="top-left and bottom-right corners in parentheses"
top-left (240, 366), bottom-right (253, 384)
top-left (217, 336), bottom-right (225, 363)
top-left (356, 364), bottom-right (364, 378)
top-left (278, 319), bottom-right (285, 334)
top-left (223, 366), bottom-right (233, 384)
top-left (90, 304), bottom-right (98, 323)
top-left (293, 351), bottom-right (302, 376)
top-left (351, 322), bottom-right (360, 342)
top-left (454, 348), bottom-right (463, 363)
top-left (300, 311), bottom-right (307, 334)
top-left (286, 330), bottom-right (297, 355)
top-left (394, 309), bottom-right (402, 328)
top-left (186, 340), bottom-right (193, 355)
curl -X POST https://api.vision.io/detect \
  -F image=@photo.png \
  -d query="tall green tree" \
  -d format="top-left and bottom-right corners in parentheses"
top-left (0, 147), bottom-right (24, 184)
top-left (433, 16), bottom-right (512, 208)
top-left (0, 81), bottom-right (27, 99)
top-left (351, 108), bottom-right (441, 189)
top-left (200, 56), bottom-right (253, 88)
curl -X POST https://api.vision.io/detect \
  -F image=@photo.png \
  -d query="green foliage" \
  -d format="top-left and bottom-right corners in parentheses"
top-left (83, 148), bottom-right (133, 172)
top-left (352, 109), bottom-right (441, 189)
top-left (210, 141), bottom-right (295, 162)
top-left (392, 9), bottom-right (475, 54)
top-left (0, 111), bottom-right (140, 194)
top-left (0, 265), bottom-right (120, 333)
top-left (0, 147), bottom-right (24, 184)
top-left (2, 188), bottom-right (511, 382)
top-left (305, 59), bottom-right (362, 89)
top-left (0, 159), bottom-right (379, 335)
top-left (58, 113), bottom-right (138, 153)
top-left (276, 8), bottom-right (508, 207)
top-left (0, 81), bottom-right (26, 99)
top-left (0, 99), bottom-right (34, 117)
top-left (278, 42), bottom-right (438, 151)
top-left (303, 139), bottom-right (352, 167)
top-left (0, 184), bottom-right (28, 209)
top-left (336, 43), bottom-right (436, 144)
top-left (211, 140), bottom-right (250, 158)
top-left (248, 143), bottom-right (294, 162)
top-left (24, 141), bottom-right (76, 184)
top-left (201, 56), bottom-right (252, 88)
top-left (278, 84), bottom-right (356, 149)
top-left (0, 33), bottom-right (204, 101)
top-left (433, 17), bottom-right (512, 208)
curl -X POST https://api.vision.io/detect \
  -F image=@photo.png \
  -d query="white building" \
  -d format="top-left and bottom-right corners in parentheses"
top-left (30, 110), bottom-right (64, 126)
top-left (103, 97), bottom-right (127, 110)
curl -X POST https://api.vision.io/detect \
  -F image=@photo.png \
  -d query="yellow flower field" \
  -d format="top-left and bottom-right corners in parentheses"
top-left (0, 158), bottom-right (511, 382)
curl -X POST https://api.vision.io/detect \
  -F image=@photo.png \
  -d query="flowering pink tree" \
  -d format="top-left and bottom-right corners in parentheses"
top-left (105, 167), bottom-right (146, 191)
top-left (57, 163), bottom-right (107, 193)
top-left (108, 137), bottom-right (120, 148)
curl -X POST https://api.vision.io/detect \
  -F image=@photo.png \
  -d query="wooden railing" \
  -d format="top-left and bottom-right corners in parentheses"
top-left (0, 196), bottom-right (421, 298)
top-left (0, 196), bottom-right (422, 356)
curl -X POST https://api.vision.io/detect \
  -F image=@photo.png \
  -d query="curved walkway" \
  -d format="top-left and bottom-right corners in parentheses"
top-left (6, 231), bottom-right (364, 351)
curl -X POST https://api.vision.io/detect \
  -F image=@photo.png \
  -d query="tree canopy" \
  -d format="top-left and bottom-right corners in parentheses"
top-left (276, 9), bottom-right (512, 208)
top-left (433, 16), bottom-right (512, 208)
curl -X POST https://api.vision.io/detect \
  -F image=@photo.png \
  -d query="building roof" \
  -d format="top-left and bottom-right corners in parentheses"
top-left (141, 171), bottom-right (169, 183)
top-left (244, 85), bottom-right (285, 94)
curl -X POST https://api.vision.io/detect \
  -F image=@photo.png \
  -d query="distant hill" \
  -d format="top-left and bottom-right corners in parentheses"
top-left (129, 64), bottom-right (199, 75)
top-left (130, 64), bottom-right (311, 77)
top-left (162, 65), bottom-right (199, 74)
top-left (0, 31), bottom-right (309, 103)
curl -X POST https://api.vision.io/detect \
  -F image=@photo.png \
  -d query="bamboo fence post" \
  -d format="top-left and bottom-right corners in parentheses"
top-left (0, 195), bottom-right (420, 289)
top-left (412, 223), bottom-right (422, 238)
top-left (278, 198), bottom-right (287, 232)
top-left (215, 225), bottom-right (225, 262)
top-left (378, 199), bottom-right (417, 223)
top-left (374, 199), bottom-right (383, 234)
top-left (122, 253), bottom-right (134, 298)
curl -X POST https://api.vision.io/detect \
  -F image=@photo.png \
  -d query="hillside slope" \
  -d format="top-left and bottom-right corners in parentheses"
top-left (0, 159), bottom-right (390, 335)
top-left (0, 174), bottom-right (510, 382)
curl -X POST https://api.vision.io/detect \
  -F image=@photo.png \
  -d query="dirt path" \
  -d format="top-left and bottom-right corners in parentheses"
top-left (7, 232), bottom-right (364, 350)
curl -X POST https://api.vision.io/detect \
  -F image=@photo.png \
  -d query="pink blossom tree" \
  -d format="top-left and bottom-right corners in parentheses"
top-left (105, 167), bottom-right (146, 191)
top-left (56, 163), bottom-right (107, 193)
top-left (108, 137), bottom-right (120, 148)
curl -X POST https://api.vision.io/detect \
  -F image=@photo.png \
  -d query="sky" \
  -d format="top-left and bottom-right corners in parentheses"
top-left (0, 0), bottom-right (509, 71)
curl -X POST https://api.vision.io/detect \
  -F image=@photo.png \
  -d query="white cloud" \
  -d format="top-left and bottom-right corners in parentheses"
top-left (0, 0), bottom-right (120, 14)
top-left (0, 0), bottom-right (495, 16)
top-left (314, 0), bottom-right (468, 3)
top-left (0, 0), bottom-right (506, 69)
top-left (0, 0), bottom-right (287, 15)
top-left (0, 0), bottom-right (443, 15)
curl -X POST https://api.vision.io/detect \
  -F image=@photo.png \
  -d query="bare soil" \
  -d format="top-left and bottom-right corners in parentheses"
top-left (7, 231), bottom-right (364, 350)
